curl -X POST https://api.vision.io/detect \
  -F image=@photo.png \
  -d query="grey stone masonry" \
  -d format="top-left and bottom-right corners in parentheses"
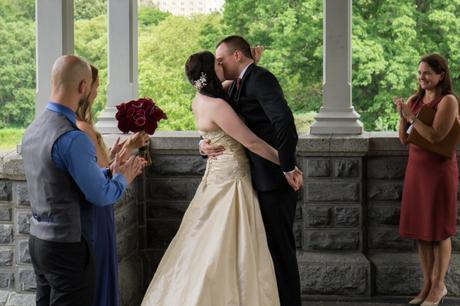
top-left (1, 131), bottom-right (460, 303)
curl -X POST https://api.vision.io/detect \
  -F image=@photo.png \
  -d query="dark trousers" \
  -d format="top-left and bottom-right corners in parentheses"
top-left (29, 235), bottom-right (95, 306)
top-left (258, 187), bottom-right (301, 306)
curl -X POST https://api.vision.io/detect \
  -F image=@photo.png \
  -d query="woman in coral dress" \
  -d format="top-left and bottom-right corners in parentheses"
top-left (396, 53), bottom-right (458, 306)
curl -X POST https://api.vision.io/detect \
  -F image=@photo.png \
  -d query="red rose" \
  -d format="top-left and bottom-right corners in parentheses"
top-left (115, 97), bottom-right (166, 135)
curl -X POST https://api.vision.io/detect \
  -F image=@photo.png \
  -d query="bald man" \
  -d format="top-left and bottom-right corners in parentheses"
top-left (22, 55), bottom-right (146, 306)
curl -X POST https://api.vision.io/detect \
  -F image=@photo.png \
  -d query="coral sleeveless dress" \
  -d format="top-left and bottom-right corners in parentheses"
top-left (399, 96), bottom-right (458, 241)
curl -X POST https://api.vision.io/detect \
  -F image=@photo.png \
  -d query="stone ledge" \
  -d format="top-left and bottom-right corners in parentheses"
top-left (0, 152), bottom-right (24, 181)
top-left (298, 251), bottom-right (370, 296)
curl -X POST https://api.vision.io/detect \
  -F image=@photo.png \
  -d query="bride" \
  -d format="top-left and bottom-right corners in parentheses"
top-left (141, 51), bottom-right (282, 306)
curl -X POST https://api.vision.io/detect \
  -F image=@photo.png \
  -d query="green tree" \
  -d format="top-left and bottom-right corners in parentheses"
top-left (74, 0), bottom-right (107, 20)
top-left (223, 0), bottom-right (323, 114)
top-left (0, 14), bottom-right (35, 128)
top-left (138, 13), bottom-right (224, 130)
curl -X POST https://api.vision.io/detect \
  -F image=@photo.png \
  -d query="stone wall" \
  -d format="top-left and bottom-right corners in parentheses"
top-left (1, 131), bottom-right (459, 304)
top-left (142, 131), bottom-right (460, 300)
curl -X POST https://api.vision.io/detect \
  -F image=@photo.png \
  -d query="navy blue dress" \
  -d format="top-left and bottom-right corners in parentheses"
top-left (93, 205), bottom-right (119, 306)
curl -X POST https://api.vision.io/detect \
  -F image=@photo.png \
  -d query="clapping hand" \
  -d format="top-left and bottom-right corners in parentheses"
top-left (284, 166), bottom-right (304, 191)
top-left (110, 153), bottom-right (147, 184)
top-left (393, 96), bottom-right (412, 120)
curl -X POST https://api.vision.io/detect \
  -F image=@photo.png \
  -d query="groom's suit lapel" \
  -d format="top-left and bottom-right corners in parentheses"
top-left (229, 63), bottom-right (255, 109)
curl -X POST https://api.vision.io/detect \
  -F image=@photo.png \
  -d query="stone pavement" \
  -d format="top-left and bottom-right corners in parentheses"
top-left (303, 296), bottom-right (460, 305)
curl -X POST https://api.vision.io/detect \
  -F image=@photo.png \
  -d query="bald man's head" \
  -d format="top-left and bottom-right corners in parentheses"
top-left (51, 55), bottom-right (92, 92)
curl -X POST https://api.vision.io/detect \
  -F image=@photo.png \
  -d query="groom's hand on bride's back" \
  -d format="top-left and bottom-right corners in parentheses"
top-left (111, 154), bottom-right (147, 184)
top-left (199, 139), bottom-right (225, 159)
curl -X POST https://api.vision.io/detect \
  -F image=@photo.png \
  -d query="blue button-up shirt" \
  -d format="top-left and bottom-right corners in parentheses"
top-left (47, 102), bottom-right (127, 242)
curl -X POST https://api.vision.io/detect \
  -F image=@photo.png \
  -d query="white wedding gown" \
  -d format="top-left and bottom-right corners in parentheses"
top-left (141, 129), bottom-right (280, 306)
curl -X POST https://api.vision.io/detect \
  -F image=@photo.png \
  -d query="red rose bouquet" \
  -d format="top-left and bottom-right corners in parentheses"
top-left (115, 98), bottom-right (167, 164)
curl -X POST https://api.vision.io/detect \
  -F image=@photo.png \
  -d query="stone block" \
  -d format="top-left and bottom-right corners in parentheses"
top-left (146, 220), bottom-right (180, 248)
top-left (306, 159), bottom-right (330, 177)
top-left (0, 208), bottom-right (11, 222)
top-left (0, 248), bottom-right (13, 267)
top-left (368, 228), bottom-right (414, 251)
top-left (146, 178), bottom-right (201, 202)
top-left (0, 181), bottom-right (12, 202)
top-left (146, 155), bottom-right (206, 176)
top-left (304, 206), bottom-right (331, 226)
top-left (16, 212), bottom-right (31, 235)
top-left (368, 206), bottom-right (400, 225)
top-left (17, 269), bottom-right (35, 291)
top-left (13, 183), bottom-right (29, 207)
top-left (0, 272), bottom-right (13, 289)
top-left (335, 207), bottom-right (360, 227)
top-left (115, 205), bottom-right (138, 234)
top-left (0, 290), bottom-right (8, 304)
top-left (298, 251), bottom-right (369, 295)
top-left (306, 182), bottom-right (359, 202)
top-left (5, 292), bottom-right (35, 306)
top-left (119, 254), bottom-right (143, 306)
top-left (334, 159), bottom-right (359, 177)
top-left (366, 253), bottom-right (460, 296)
top-left (147, 202), bottom-right (188, 219)
top-left (17, 240), bottom-right (30, 264)
top-left (303, 230), bottom-right (360, 251)
top-left (367, 157), bottom-right (407, 179)
top-left (368, 181), bottom-right (403, 201)
top-left (117, 227), bottom-right (138, 261)
top-left (0, 226), bottom-right (13, 244)
top-left (0, 152), bottom-right (25, 180)
top-left (115, 184), bottom-right (137, 211)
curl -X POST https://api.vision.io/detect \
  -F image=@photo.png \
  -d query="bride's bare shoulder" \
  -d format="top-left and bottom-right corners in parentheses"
top-left (195, 94), bottom-right (227, 108)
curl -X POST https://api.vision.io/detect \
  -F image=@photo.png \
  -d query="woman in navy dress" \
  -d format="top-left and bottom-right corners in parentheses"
top-left (76, 65), bottom-right (149, 306)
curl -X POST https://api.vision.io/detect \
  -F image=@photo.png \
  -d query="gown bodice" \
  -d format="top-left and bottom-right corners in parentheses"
top-left (200, 129), bottom-right (250, 184)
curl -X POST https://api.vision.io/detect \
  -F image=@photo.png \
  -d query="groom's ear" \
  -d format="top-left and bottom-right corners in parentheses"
top-left (234, 50), bottom-right (243, 62)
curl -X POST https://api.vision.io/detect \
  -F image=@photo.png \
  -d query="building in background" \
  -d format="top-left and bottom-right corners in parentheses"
top-left (140, 0), bottom-right (225, 16)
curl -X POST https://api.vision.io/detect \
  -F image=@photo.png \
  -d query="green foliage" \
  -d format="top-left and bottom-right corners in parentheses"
top-left (74, 0), bottom-right (107, 20)
top-left (0, 16), bottom-right (35, 128)
top-left (352, 0), bottom-right (460, 130)
top-left (223, 0), bottom-right (323, 113)
top-left (138, 6), bottom-right (170, 27)
top-left (0, 128), bottom-right (24, 150)
top-left (75, 15), bottom-right (108, 117)
top-left (1, 1), bottom-right (460, 132)
top-left (138, 14), bottom-right (224, 130)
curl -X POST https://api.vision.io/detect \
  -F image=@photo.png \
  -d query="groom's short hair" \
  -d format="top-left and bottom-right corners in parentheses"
top-left (216, 35), bottom-right (253, 60)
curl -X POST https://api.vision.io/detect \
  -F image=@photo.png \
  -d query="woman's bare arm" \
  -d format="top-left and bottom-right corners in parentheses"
top-left (208, 98), bottom-right (279, 165)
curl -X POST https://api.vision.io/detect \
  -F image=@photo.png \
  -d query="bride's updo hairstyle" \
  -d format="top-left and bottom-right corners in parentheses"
top-left (185, 51), bottom-right (227, 100)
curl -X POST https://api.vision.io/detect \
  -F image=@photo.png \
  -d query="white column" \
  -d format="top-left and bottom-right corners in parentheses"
top-left (35, 0), bottom-right (74, 115)
top-left (96, 0), bottom-right (138, 134)
top-left (310, 0), bottom-right (363, 135)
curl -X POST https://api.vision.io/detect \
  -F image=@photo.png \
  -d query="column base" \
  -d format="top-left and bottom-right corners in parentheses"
top-left (95, 106), bottom-right (122, 134)
top-left (310, 108), bottom-right (364, 135)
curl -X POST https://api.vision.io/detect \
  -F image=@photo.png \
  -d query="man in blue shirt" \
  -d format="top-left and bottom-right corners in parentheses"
top-left (22, 55), bottom-right (146, 306)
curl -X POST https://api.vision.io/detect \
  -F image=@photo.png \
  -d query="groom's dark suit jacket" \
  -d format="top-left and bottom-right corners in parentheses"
top-left (228, 63), bottom-right (298, 192)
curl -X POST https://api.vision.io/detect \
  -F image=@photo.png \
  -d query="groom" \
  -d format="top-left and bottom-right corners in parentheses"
top-left (201, 35), bottom-right (302, 306)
